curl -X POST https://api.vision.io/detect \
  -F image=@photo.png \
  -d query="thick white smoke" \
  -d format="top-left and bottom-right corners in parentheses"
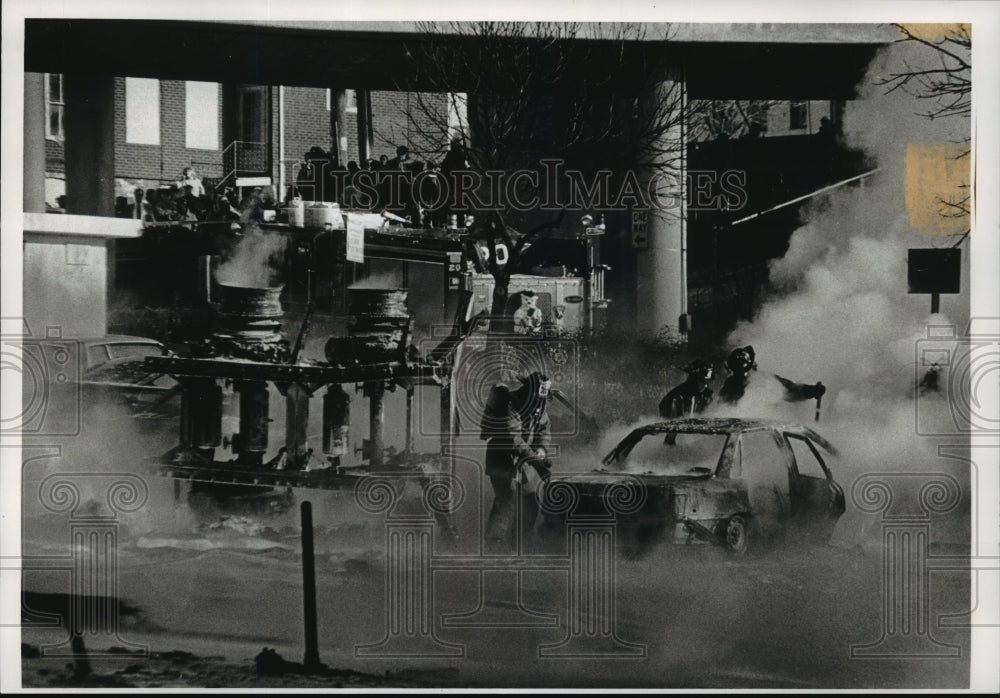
top-left (214, 224), bottom-right (287, 288)
top-left (727, 188), bottom-right (958, 414)
top-left (348, 273), bottom-right (404, 290)
top-left (715, 30), bottom-right (973, 546)
top-left (725, 31), bottom-right (970, 415)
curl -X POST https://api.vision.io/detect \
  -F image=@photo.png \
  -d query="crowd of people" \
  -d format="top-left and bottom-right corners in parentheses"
top-left (114, 167), bottom-right (245, 224)
top-left (114, 138), bottom-right (472, 230)
top-left (291, 139), bottom-right (471, 228)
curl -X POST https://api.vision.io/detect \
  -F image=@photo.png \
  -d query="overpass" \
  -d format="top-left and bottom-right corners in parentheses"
top-left (22, 19), bottom-right (893, 337)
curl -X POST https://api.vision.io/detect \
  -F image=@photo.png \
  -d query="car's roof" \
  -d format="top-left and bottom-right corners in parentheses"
top-left (636, 417), bottom-right (805, 434)
top-left (628, 418), bottom-right (837, 454)
top-left (78, 335), bottom-right (164, 346)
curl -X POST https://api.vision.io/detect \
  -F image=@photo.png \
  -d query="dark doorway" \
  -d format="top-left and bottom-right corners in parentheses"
top-left (223, 84), bottom-right (271, 178)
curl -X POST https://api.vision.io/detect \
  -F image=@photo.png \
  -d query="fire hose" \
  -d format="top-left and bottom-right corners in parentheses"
top-left (775, 375), bottom-right (826, 423)
top-left (549, 388), bottom-right (600, 435)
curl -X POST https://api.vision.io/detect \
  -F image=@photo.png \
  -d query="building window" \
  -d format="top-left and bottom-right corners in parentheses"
top-left (447, 92), bottom-right (468, 140)
top-left (45, 73), bottom-right (64, 141)
top-left (185, 81), bottom-right (219, 150)
top-left (125, 77), bottom-right (161, 145)
top-left (789, 101), bottom-right (808, 130)
top-left (326, 89), bottom-right (358, 113)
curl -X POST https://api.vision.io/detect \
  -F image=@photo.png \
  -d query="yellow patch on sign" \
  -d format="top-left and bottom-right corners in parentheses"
top-left (895, 23), bottom-right (971, 42)
top-left (904, 142), bottom-right (970, 236)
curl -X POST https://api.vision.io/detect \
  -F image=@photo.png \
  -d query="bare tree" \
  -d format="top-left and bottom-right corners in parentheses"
top-left (878, 23), bottom-right (971, 243)
top-left (879, 23), bottom-right (970, 123)
top-left (392, 22), bottom-right (692, 330)
top-left (686, 99), bottom-right (778, 142)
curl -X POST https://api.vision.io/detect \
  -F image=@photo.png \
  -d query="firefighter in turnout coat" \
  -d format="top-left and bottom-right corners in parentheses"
top-left (719, 345), bottom-right (757, 404)
top-left (660, 359), bottom-right (715, 419)
top-left (659, 360), bottom-right (714, 445)
top-left (480, 372), bottom-right (553, 547)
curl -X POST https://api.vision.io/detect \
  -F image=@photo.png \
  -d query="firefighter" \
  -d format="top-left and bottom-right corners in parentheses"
top-left (659, 359), bottom-right (715, 419)
top-left (918, 362), bottom-right (941, 395)
top-left (659, 360), bottom-right (714, 445)
top-left (719, 345), bottom-right (757, 404)
top-left (480, 372), bottom-right (553, 549)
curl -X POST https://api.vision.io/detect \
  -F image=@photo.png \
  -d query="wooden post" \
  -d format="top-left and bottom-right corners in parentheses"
top-left (198, 255), bottom-right (212, 304)
top-left (356, 89), bottom-right (373, 164)
top-left (330, 89), bottom-right (349, 167)
top-left (301, 502), bottom-right (321, 669)
top-left (405, 385), bottom-right (415, 458)
top-left (367, 381), bottom-right (386, 468)
top-left (439, 379), bottom-right (454, 474)
top-left (23, 73), bottom-right (47, 214)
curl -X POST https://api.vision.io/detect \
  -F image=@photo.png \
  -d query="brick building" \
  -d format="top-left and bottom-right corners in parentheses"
top-left (42, 75), bottom-right (454, 206)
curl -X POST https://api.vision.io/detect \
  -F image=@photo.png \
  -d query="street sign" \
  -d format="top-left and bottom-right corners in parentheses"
top-left (908, 248), bottom-right (961, 294)
top-left (346, 214), bottom-right (365, 263)
top-left (632, 211), bottom-right (648, 248)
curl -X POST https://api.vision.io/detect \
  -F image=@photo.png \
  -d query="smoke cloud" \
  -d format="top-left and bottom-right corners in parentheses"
top-left (214, 223), bottom-right (287, 288)
top-left (715, 33), bottom-right (972, 546)
top-left (574, 32), bottom-right (973, 550)
top-left (724, 32), bottom-right (970, 417)
top-left (348, 273), bottom-right (405, 290)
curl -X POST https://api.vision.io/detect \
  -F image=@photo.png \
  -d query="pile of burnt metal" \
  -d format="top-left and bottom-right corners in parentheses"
top-left (199, 282), bottom-right (291, 363)
top-left (145, 285), bottom-right (466, 491)
top-left (324, 289), bottom-right (412, 366)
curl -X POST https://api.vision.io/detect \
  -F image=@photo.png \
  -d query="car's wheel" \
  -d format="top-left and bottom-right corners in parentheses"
top-left (724, 514), bottom-right (750, 555)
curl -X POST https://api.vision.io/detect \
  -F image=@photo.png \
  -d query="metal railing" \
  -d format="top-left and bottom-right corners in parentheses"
top-left (214, 140), bottom-right (269, 191)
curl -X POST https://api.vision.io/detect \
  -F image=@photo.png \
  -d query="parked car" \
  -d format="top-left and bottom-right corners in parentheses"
top-left (78, 335), bottom-right (179, 418)
top-left (540, 418), bottom-right (845, 554)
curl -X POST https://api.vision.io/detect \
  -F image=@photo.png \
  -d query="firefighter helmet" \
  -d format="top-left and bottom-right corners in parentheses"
top-left (683, 359), bottom-right (714, 381)
top-left (725, 345), bottom-right (757, 374)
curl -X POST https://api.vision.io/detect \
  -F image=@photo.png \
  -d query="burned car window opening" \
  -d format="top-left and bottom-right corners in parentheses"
top-left (784, 433), bottom-right (830, 480)
top-left (617, 430), bottom-right (730, 475)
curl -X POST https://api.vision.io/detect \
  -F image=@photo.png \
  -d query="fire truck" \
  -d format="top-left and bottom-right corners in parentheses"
top-left (466, 217), bottom-right (611, 335)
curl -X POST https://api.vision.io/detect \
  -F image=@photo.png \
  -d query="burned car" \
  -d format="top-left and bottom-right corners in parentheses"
top-left (540, 418), bottom-right (845, 554)
top-left (78, 336), bottom-right (179, 418)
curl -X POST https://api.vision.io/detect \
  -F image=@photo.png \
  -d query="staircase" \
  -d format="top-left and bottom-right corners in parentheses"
top-left (208, 140), bottom-right (271, 192)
